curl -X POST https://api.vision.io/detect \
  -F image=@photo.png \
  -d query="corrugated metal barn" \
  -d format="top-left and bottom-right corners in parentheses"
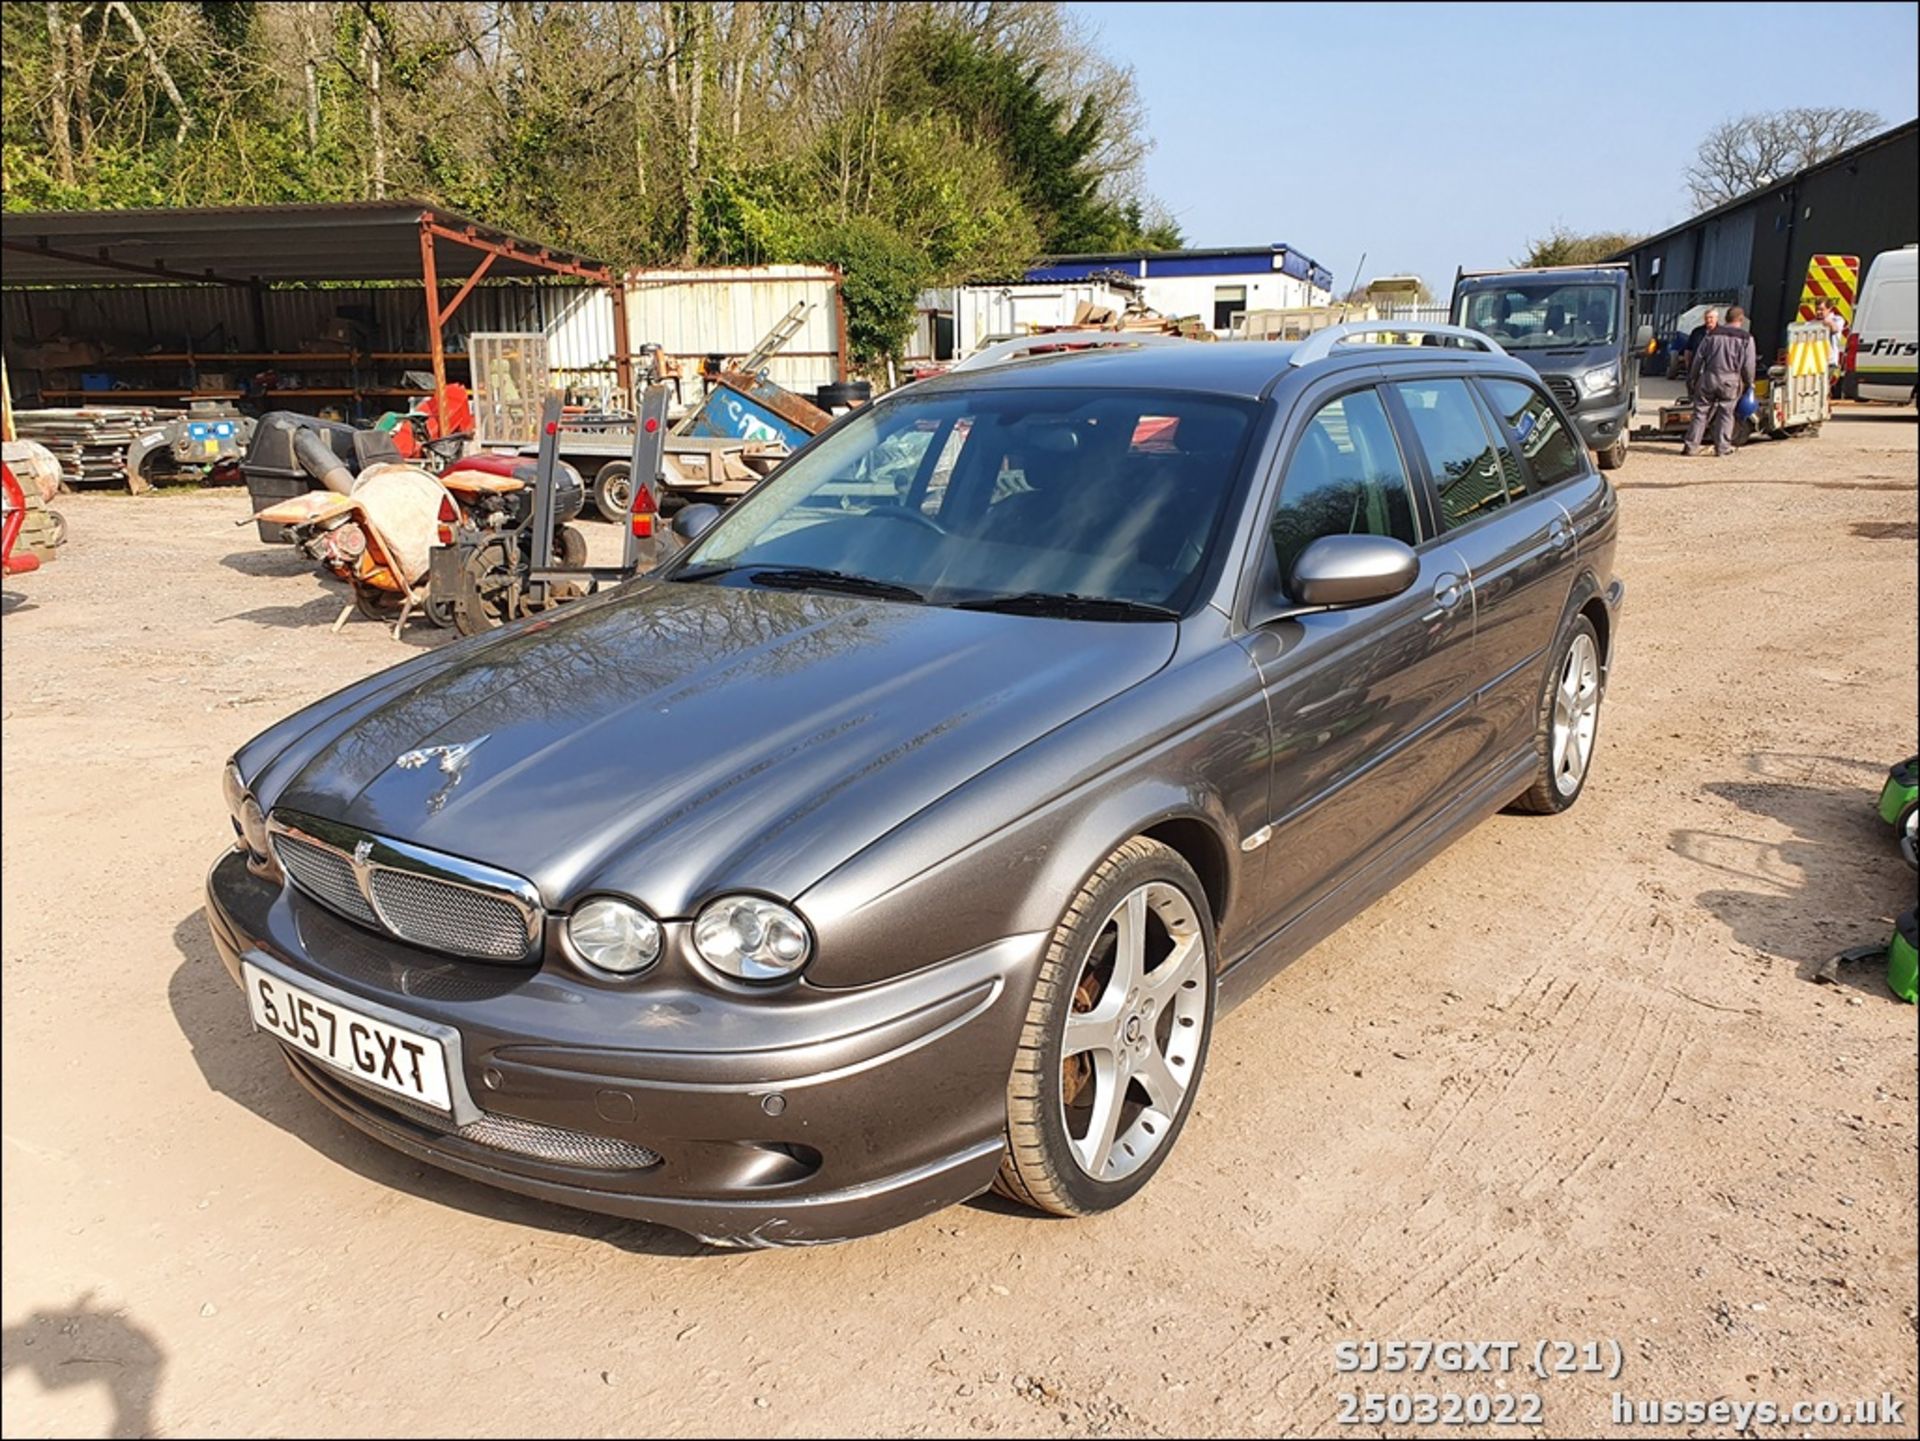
top-left (2, 204), bottom-right (849, 423)
top-left (1613, 119), bottom-right (1918, 350)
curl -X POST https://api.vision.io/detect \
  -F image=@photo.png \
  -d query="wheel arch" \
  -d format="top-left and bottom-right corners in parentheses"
top-left (1579, 591), bottom-right (1612, 671)
top-left (1138, 816), bottom-right (1232, 929)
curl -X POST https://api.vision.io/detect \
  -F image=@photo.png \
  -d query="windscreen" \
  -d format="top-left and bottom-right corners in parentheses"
top-left (675, 386), bottom-right (1257, 613)
top-left (1457, 282), bottom-right (1620, 349)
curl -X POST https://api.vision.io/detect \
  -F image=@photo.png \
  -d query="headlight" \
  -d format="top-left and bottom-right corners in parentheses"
top-left (223, 760), bottom-right (272, 861)
top-left (1581, 362), bottom-right (1620, 396)
top-left (566, 897), bottom-right (662, 976)
top-left (693, 895), bottom-right (812, 981)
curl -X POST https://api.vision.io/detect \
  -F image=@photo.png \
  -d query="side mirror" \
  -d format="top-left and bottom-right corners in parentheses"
top-left (672, 503), bottom-right (722, 543)
top-left (1287, 534), bottom-right (1420, 609)
top-left (1635, 323), bottom-right (1654, 348)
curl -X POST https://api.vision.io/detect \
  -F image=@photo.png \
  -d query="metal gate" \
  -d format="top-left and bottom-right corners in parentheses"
top-left (1641, 286), bottom-right (1752, 342)
top-left (1640, 286), bottom-right (1753, 377)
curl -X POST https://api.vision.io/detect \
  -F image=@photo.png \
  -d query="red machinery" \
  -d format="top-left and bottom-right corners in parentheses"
top-left (3, 463), bottom-right (41, 577)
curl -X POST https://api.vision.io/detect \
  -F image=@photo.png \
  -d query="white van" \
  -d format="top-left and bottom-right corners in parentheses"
top-left (1852, 245), bottom-right (1917, 403)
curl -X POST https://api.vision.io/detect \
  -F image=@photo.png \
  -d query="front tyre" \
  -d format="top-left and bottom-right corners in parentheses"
top-left (1512, 615), bottom-right (1604, 814)
top-left (995, 837), bottom-right (1216, 1217)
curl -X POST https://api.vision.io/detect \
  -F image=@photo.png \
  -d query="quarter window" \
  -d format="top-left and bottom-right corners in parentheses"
top-left (1480, 378), bottom-right (1585, 490)
top-left (1471, 388), bottom-right (1528, 501)
top-left (1270, 389), bottom-right (1419, 595)
top-left (1391, 379), bottom-right (1508, 529)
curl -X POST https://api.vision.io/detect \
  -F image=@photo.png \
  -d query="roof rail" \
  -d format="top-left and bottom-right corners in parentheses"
top-left (1288, 321), bottom-right (1506, 368)
top-left (949, 330), bottom-right (1187, 373)
top-left (1456, 261), bottom-right (1629, 278)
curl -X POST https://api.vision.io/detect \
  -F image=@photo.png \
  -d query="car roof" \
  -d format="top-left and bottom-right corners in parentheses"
top-left (911, 336), bottom-right (1532, 402)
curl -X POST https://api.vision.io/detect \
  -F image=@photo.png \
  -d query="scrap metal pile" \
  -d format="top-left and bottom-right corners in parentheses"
top-left (8, 404), bottom-right (254, 493)
top-left (10, 407), bottom-right (159, 487)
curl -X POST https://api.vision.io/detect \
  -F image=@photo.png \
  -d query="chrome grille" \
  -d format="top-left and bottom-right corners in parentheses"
top-left (308, 1060), bottom-right (662, 1171)
top-left (1545, 375), bottom-right (1579, 410)
top-left (369, 868), bottom-right (529, 962)
top-left (273, 833), bottom-right (380, 927)
top-left (268, 812), bottom-right (540, 963)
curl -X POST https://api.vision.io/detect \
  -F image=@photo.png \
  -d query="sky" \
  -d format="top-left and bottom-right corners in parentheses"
top-left (1072, 1), bottom-right (1920, 294)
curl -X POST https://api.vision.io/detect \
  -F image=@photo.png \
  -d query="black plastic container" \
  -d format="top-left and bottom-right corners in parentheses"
top-left (241, 412), bottom-right (401, 542)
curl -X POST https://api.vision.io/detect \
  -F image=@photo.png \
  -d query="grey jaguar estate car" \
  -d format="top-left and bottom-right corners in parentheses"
top-left (206, 324), bottom-right (1623, 1246)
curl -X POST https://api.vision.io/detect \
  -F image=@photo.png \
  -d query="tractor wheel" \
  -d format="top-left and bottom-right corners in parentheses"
top-left (451, 537), bottom-right (523, 636)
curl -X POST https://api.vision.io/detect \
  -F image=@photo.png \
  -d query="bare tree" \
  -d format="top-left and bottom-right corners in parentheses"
top-left (43, 1), bottom-right (75, 185)
top-left (1685, 107), bottom-right (1885, 209)
top-left (107, 0), bottom-right (193, 141)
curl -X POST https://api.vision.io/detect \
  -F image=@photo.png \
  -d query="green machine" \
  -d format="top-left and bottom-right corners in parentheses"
top-left (1876, 756), bottom-right (1918, 871)
top-left (1824, 757), bottom-right (1917, 1003)
top-left (1874, 757), bottom-right (1916, 1004)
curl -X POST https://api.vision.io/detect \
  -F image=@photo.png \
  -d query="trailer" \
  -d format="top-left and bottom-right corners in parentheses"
top-left (1654, 321), bottom-right (1832, 446)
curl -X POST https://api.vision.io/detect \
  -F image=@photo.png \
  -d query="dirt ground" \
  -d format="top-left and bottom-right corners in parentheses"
top-left (3, 390), bottom-right (1916, 1439)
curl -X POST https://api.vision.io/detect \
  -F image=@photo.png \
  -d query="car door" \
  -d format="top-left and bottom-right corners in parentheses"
top-left (1239, 383), bottom-right (1484, 945)
top-left (1469, 374), bottom-right (1603, 749)
top-left (1385, 374), bottom-right (1578, 765)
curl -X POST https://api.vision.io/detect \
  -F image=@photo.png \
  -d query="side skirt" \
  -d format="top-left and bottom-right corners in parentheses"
top-left (1216, 751), bottom-right (1537, 1015)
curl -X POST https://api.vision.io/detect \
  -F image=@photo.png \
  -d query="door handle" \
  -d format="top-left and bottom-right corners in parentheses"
top-left (1548, 520), bottom-right (1573, 550)
top-left (1422, 574), bottom-right (1466, 623)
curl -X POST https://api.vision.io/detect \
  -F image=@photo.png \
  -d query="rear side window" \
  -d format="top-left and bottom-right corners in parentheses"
top-left (1390, 378), bottom-right (1508, 529)
top-left (1471, 387), bottom-right (1528, 500)
top-left (1269, 389), bottom-right (1419, 593)
top-left (1480, 378), bottom-right (1585, 490)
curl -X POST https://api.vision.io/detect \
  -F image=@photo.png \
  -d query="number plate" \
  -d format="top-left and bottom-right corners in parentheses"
top-left (242, 961), bottom-right (453, 1112)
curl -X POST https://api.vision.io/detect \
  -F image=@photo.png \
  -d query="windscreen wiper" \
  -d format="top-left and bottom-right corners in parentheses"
top-left (744, 566), bottom-right (929, 604)
top-left (951, 591), bottom-right (1179, 621)
top-left (671, 562), bottom-right (927, 603)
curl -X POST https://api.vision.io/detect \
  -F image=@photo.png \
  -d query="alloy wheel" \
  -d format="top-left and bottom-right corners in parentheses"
top-left (1059, 881), bottom-right (1209, 1182)
top-left (1551, 632), bottom-right (1600, 795)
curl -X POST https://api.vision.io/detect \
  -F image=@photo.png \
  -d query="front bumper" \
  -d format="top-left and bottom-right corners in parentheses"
top-left (1570, 393), bottom-right (1634, 450)
top-left (205, 848), bottom-right (1040, 1246)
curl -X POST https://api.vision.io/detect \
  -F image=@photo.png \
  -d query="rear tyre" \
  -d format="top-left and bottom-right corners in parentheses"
top-left (994, 837), bottom-right (1215, 1218)
top-left (593, 461), bottom-right (633, 522)
top-left (1512, 615), bottom-right (1603, 815)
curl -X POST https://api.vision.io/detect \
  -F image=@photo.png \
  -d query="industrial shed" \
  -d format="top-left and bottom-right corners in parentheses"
top-left (3, 205), bottom-right (855, 435)
top-left (1611, 119), bottom-right (1918, 350)
top-left (1, 201), bottom-right (628, 421)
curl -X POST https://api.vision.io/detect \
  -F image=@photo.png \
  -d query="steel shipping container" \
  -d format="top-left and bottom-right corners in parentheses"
top-left (623, 266), bottom-right (846, 398)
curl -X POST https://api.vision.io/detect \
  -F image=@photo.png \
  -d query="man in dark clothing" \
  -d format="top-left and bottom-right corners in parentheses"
top-left (1680, 308), bottom-right (1718, 375)
top-left (1684, 306), bottom-right (1757, 456)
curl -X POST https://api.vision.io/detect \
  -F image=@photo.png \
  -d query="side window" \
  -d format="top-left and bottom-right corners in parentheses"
top-left (1270, 389), bottom-right (1419, 594)
top-left (1480, 378), bottom-right (1585, 490)
top-left (1391, 378), bottom-right (1508, 530)
top-left (1470, 387), bottom-right (1528, 501)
